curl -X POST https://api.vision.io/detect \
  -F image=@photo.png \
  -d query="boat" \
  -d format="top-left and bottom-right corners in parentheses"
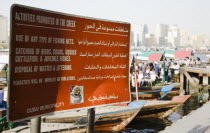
top-left (139, 95), bottom-right (191, 116)
top-left (4, 101), bottom-right (146, 133)
top-left (94, 101), bottom-right (146, 132)
top-left (131, 85), bottom-right (176, 100)
top-left (42, 95), bottom-right (189, 132)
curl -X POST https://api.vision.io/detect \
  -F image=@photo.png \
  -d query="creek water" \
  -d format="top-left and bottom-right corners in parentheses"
top-left (121, 93), bottom-right (206, 133)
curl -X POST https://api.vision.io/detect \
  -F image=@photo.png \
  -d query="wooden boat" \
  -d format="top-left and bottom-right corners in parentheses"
top-left (139, 95), bottom-right (191, 116)
top-left (30, 101), bottom-right (146, 132)
top-left (131, 85), bottom-right (175, 100)
top-left (94, 101), bottom-right (146, 132)
top-left (3, 101), bottom-right (146, 133)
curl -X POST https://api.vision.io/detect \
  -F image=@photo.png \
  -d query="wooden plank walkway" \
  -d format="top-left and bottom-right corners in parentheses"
top-left (160, 101), bottom-right (210, 133)
top-left (183, 67), bottom-right (210, 76)
top-left (180, 67), bottom-right (210, 95)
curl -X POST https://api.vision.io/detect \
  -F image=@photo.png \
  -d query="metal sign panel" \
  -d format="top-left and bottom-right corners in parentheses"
top-left (9, 4), bottom-right (130, 122)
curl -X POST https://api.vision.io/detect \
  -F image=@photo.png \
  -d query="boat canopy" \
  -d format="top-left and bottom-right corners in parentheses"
top-left (135, 51), bottom-right (165, 61)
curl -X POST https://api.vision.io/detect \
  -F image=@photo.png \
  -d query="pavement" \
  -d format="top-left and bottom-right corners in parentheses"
top-left (160, 101), bottom-right (210, 133)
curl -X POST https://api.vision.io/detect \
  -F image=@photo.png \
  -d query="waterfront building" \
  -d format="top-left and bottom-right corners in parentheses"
top-left (195, 34), bottom-right (209, 48)
top-left (187, 34), bottom-right (210, 48)
top-left (203, 38), bottom-right (210, 48)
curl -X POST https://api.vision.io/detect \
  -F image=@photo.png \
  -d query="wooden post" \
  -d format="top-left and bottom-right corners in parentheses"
top-left (163, 61), bottom-right (166, 83)
top-left (184, 74), bottom-right (187, 95)
top-left (30, 117), bottom-right (41, 133)
top-left (180, 73), bottom-right (184, 95)
top-left (135, 72), bottom-right (139, 101)
top-left (203, 74), bottom-right (208, 85)
top-left (199, 76), bottom-right (203, 84)
top-left (208, 88), bottom-right (210, 101)
top-left (86, 108), bottom-right (95, 133)
top-left (187, 79), bottom-right (190, 94)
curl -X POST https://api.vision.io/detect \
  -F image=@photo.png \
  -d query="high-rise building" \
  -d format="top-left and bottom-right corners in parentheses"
top-left (142, 24), bottom-right (148, 34)
top-left (167, 25), bottom-right (180, 48)
top-left (155, 24), bottom-right (168, 47)
top-left (180, 30), bottom-right (191, 48)
top-left (145, 33), bottom-right (155, 47)
top-left (155, 24), bottom-right (168, 37)
top-left (131, 24), bottom-right (141, 49)
top-left (0, 15), bottom-right (8, 46)
top-left (140, 24), bottom-right (148, 47)
top-left (131, 24), bottom-right (148, 49)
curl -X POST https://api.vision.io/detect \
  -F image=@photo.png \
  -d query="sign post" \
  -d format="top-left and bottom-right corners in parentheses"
top-left (86, 108), bottom-right (95, 133)
top-left (9, 4), bottom-right (131, 122)
top-left (30, 117), bottom-right (41, 133)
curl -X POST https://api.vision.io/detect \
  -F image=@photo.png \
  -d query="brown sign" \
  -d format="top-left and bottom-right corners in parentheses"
top-left (9, 4), bottom-right (130, 122)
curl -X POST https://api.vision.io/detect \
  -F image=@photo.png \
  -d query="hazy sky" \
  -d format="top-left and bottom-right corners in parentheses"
top-left (1, 0), bottom-right (210, 36)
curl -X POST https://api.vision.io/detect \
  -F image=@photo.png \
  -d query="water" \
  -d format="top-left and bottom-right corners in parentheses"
top-left (126, 50), bottom-right (208, 133)
top-left (122, 93), bottom-right (205, 133)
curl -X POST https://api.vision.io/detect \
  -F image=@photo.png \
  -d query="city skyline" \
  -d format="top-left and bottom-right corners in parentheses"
top-left (1, 0), bottom-right (210, 36)
top-left (131, 23), bottom-right (210, 49)
top-left (1, 12), bottom-right (209, 49)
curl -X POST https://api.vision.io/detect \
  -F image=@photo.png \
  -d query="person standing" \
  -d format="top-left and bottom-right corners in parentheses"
top-left (172, 62), bottom-right (180, 82)
top-left (146, 64), bottom-right (151, 76)
top-left (196, 57), bottom-right (202, 67)
top-left (149, 62), bottom-right (154, 71)
top-left (185, 57), bottom-right (191, 67)
top-left (137, 71), bottom-right (144, 87)
top-left (169, 59), bottom-right (174, 67)
top-left (138, 62), bottom-right (142, 72)
top-left (141, 62), bottom-right (147, 75)
top-left (154, 62), bottom-right (160, 77)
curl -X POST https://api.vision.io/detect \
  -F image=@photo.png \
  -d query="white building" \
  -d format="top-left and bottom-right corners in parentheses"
top-left (0, 15), bottom-right (8, 46)
top-left (140, 24), bottom-right (148, 47)
top-left (191, 34), bottom-right (210, 48)
top-left (167, 25), bottom-right (180, 48)
top-left (131, 24), bottom-right (148, 49)
top-left (145, 33), bottom-right (155, 47)
top-left (155, 24), bottom-right (168, 47)
top-left (180, 30), bottom-right (191, 48)
top-left (155, 24), bottom-right (168, 37)
top-left (130, 24), bottom-right (141, 49)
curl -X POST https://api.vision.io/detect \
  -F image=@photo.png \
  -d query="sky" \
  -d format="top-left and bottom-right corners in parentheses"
top-left (1, 0), bottom-right (210, 36)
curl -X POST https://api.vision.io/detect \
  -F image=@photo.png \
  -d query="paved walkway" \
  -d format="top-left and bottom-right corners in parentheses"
top-left (161, 101), bottom-right (210, 133)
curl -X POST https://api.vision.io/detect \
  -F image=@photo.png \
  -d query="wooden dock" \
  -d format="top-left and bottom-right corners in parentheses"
top-left (180, 66), bottom-right (210, 95)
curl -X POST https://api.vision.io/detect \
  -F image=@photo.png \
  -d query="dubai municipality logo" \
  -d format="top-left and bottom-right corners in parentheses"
top-left (70, 85), bottom-right (84, 104)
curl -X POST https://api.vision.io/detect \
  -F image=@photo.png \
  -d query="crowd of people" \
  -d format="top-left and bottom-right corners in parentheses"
top-left (130, 56), bottom-right (203, 87)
